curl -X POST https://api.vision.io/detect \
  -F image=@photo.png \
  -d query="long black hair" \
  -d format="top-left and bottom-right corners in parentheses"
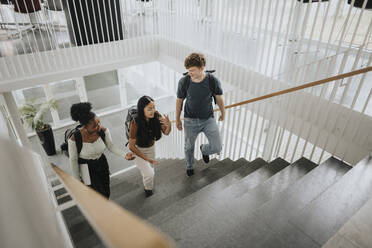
top-left (70, 102), bottom-right (95, 126)
top-left (135, 96), bottom-right (162, 147)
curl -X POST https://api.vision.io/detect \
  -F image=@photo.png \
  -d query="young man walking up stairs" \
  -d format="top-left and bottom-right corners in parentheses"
top-left (176, 53), bottom-right (225, 177)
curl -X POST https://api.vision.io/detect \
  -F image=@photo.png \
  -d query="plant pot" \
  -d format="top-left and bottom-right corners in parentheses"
top-left (348, 0), bottom-right (372, 9)
top-left (37, 124), bottom-right (56, 156)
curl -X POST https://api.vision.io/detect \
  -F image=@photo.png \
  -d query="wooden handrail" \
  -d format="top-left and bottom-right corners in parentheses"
top-left (223, 66), bottom-right (372, 110)
top-left (171, 66), bottom-right (371, 123)
top-left (51, 163), bottom-right (174, 248)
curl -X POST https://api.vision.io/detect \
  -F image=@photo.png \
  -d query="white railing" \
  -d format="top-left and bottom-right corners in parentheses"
top-left (156, 37), bottom-right (372, 166)
top-left (1, 0), bottom-right (371, 83)
top-left (155, 0), bottom-right (372, 76)
top-left (0, 0), bottom-right (158, 83)
top-left (1, 0), bottom-right (371, 165)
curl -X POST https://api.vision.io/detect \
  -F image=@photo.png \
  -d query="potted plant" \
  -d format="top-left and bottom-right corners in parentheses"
top-left (19, 100), bottom-right (58, 156)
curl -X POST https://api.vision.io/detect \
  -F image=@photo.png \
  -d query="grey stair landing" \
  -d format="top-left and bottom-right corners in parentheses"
top-left (113, 158), bottom-right (244, 219)
top-left (213, 157), bottom-right (351, 248)
top-left (289, 156), bottom-right (372, 246)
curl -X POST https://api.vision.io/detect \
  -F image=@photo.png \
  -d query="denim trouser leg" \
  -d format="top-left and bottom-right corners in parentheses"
top-left (184, 118), bottom-right (200, 170)
top-left (184, 117), bottom-right (222, 169)
top-left (201, 118), bottom-right (222, 156)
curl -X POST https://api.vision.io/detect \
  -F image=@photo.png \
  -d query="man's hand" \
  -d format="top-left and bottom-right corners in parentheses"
top-left (125, 152), bottom-right (136, 160)
top-left (218, 112), bottom-right (225, 121)
top-left (176, 119), bottom-right (183, 131)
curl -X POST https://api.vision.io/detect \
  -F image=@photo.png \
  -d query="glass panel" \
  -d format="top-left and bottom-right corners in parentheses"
top-left (56, 95), bottom-right (81, 121)
top-left (84, 70), bottom-right (121, 113)
top-left (50, 79), bottom-right (81, 121)
top-left (50, 79), bottom-right (76, 95)
top-left (14, 86), bottom-right (46, 105)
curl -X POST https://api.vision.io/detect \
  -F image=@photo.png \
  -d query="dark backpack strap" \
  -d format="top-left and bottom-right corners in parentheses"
top-left (207, 73), bottom-right (217, 104)
top-left (182, 72), bottom-right (217, 104)
top-left (74, 130), bottom-right (83, 154)
top-left (181, 75), bottom-right (191, 110)
top-left (99, 129), bottom-right (106, 143)
top-left (183, 74), bottom-right (191, 94)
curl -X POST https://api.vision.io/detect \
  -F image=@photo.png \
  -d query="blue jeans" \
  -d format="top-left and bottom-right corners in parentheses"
top-left (184, 117), bottom-right (222, 169)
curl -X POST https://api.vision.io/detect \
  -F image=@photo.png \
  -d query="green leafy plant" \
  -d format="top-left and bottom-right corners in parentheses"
top-left (19, 100), bottom-right (58, 131)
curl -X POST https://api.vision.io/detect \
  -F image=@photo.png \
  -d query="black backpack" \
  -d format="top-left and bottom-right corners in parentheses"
top-left (60, 125), bottom-right (105, 157)
top-left (124, 106), bottom-right (138, 146)
top-left (182, 70), bottom-right (218, 104)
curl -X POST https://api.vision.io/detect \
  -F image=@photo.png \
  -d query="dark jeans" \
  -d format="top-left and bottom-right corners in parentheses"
top-left (79, 154), bottom-right (110, 198)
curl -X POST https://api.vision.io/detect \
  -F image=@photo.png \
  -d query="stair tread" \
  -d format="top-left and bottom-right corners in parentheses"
top-left (62, 207), bottom-right (104, 248)
top-left (167, 157), bottom-right (322, 248)
top-left (289, 156), bottom-right (372, 246)
top-left (63, 158), bottom-right (221, 247)
top-left (75, 233), bottom-right (103, 248)
top-left (112, 158), bottom-right (220, 205)
top-left (111, 158), bottom-right (218, 200)
top-left (113, 158), bottom-right (242, 219)
top-left (153, 158), bottom-right (289, 242)
top-left (110, 159), bottom-right (181, 198)
top-left (213, 157), bottom-right (351, 248)
top-left (148, 158), bottom-right (267, 226)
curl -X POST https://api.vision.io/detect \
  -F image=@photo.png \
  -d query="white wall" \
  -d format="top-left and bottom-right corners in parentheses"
top-left (0, 138), bottom-right (66, 248)
top-left (0, 98), bottom-right (10, 139)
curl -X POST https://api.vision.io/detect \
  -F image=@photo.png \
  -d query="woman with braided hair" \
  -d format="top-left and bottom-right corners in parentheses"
top-left (68, 102), bottom-right (134, 198)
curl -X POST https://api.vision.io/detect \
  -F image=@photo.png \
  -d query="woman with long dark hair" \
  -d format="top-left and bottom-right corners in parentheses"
top-left (68, 102), bottom-right (134, 198)
top-left (129, 96), bottom-right (171, 197)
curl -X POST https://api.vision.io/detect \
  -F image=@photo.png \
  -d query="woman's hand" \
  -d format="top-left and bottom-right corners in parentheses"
top-left (160, 115), bottom-right (171, 127)
top-left (125, 152), bottom-right (136, 160)
top-left (147, 158), bottom-right (159, 165)
top-left (160, 114), bottom-right (172, 135)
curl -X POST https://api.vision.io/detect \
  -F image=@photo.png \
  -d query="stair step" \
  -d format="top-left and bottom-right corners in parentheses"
top-left (148, 158), bottom-right (267, 226)
top-left (289, 156), bottom-right (372, 246)
top-left (63, 158), bottom-right (220, 247)
top-left (110, 159), bottom-right (181, 198)
top-left (112, 158), bottom-right (220, 207)
top-left (54, 187), bottom-right (67, 198)
top-left (51, 179), bottom-right (61, 187)
top-left (114, 158), bottom-right (242, 219)
top-left (323, 181), bottom-right (372, 248)
top-left (170, 157), bottom-right (322, 248)
top-left (154, 158), bottom-right (289, 246)
top-left (74, 230), bottom-right (102, 248)
top-left (62, 206), bottom-right (104, 248)
top-left (213, 157), bottom-right (351, 248)
top-left (57, 195), bottom-right (73, 205)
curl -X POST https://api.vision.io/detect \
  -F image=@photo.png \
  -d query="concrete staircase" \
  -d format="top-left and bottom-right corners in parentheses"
top-left (54, 155), bottom-right (372, 248)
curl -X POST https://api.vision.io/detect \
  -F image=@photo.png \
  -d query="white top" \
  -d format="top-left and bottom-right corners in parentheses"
top-left (68, 128), bottom-right (125, 179)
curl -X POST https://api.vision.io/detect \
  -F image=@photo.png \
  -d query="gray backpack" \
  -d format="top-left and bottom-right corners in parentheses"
top-left (124, 106), bottom-right (138, 146)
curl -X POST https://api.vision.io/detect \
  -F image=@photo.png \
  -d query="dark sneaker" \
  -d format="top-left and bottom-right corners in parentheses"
top-left (144, 189), bottom-right (153, 197)
top-left (186, 169), bottom-right (194, 177)
top-left (200, 145), bottom-right (210, 163)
